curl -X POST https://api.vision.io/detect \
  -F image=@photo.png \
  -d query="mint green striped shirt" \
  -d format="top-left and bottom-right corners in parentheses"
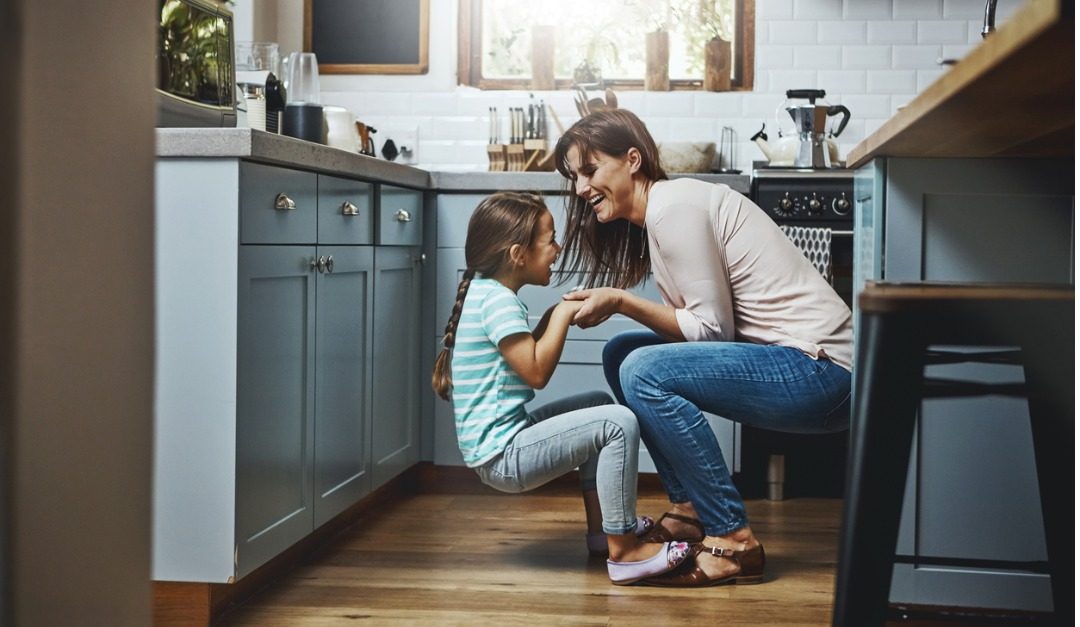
top-left (451, 278), bottom-right (535, 467)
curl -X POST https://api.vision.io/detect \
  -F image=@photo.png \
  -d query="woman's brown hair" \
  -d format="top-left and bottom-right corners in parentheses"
top-left (431, 192), bottom-right (549, 401)
top-left (553, 108), bottom-right (667, 290)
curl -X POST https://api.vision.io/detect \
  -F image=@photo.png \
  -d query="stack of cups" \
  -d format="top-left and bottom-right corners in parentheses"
top-left (282, 52), bottom-right (324, 143)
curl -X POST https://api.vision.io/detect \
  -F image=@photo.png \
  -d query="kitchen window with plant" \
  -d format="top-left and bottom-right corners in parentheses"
top-left (458, 0), bottom-right (754, 91)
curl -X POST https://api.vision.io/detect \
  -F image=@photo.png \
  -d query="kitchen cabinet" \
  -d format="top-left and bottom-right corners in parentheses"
top-left (853, 157), bottom-right (1073, 612)
top-left (154, 159), bottom-right (410, 582)
top-left (371, 186), bottom-right (424, 487)
top-left (431, 193), bottom-right (740, 473)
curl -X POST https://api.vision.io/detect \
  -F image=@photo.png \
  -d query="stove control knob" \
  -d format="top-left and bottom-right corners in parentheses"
top-left (833, 195), bottom-right (851, 215)
top-left (808, 197), bottom-right (823, 213)
top-left (776, 194), bottom-right (795, 217)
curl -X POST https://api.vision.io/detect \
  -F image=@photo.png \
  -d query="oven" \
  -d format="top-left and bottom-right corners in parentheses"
top-left (740, 163), bottom-right (855, 501)
top-left (750, 163), bottom-right (855, 306)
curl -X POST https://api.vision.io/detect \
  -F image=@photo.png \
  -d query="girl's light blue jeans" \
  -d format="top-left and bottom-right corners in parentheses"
top-left (475, 391), bottom-right (642, 535)
top-left (603, 330), bottom-right (852, 537)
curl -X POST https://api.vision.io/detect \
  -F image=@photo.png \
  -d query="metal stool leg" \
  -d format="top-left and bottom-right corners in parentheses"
top-left (1020, 320), bottom-right (1074, 620)
top-left (833, 313), bottom-right (925, 627)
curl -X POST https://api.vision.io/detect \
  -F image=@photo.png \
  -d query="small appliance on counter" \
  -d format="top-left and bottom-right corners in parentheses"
top-left (156, 0), bottom-right (236, 128)
top-left (282, 52), bottom-right (324, 144)
top-left (235, 41), bottom-right (282, 133)
top-left (751, 89), bottom-right (850, 169)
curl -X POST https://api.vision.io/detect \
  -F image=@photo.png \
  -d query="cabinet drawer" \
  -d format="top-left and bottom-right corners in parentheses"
top-left (240, 162), bottom-right (317, 244)
top-left (378, 185), bottom-right (423, 246)
top-left (318, 175), bottom-right (374, 245)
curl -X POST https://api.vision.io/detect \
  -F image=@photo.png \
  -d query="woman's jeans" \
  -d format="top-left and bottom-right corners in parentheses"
top-left (604, 330), bottom-right (851, 536)
top-left (475, 391), bottom-right (642, 535)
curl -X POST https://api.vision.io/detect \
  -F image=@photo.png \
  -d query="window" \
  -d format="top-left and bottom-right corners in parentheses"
top-left (458, 0), bottom-right (754, 90)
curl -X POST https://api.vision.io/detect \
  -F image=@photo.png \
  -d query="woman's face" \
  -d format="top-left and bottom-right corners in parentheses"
top-left (565, 144), bottom-right (637, 224)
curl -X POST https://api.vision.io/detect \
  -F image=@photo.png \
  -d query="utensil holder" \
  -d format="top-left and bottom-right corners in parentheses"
top-left (505, 144), bottom-right (526, 171)
top-left (523, 139), bottom-right (554, 172)
top-left (487, 144), bottom-right (507, 171)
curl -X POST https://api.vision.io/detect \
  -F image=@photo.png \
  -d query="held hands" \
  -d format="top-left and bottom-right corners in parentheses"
top-left (562, 287), bottom-right (625, 328)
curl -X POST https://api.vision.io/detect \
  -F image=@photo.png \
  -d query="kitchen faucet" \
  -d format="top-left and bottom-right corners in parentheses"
top-left (981, 0), bottom-right (998, 38)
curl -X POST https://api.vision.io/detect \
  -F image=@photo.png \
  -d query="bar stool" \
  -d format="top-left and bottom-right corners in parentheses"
top-left (833, 283), bottom-right (1073, 626)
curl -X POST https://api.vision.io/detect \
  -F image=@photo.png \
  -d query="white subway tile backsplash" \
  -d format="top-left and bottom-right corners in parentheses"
top-left (833, 94), bottom-right (893, 118)
top-left (741, 94), bottom-right (787, 119)
top-left (943, 0), bottom-right (988, 19)
top-left (916, 68), bottom-right (947, 92)
top-left (412, 93), bottom-right (459, 115)
top-left (757, 45), bottom-right (796, 69)
top-left (843, 0), bottom-right (892, 19)
top-left (892, 45), bottom-right (943, 69)
top-left (693, 93), bottom-right (743, 117)
top-left (867, 70), bottom-right (917, 94)
top-left (867, 20), bottom-right (917, 44)
top-left (758, 0), bottom-right (795, 19)
top-left (794, 46), bottom-right (842, 69)
top-left (817, 70), bottom-right (868, 95)
top-left (768, 69), bottom-right (820, 92)
top-left (668, 117), bottom-right (719, 141)
top-left (917, 20), bottom-right (968, 44)
top-left (364, 93), bottom-right (412, 116)
top-left (817, 20), bottom-right (867, 44)
top-left (941, 43), bottom-right (975, 61)
top-left (430, 116), bottom-right (487, 141)
top-left (454, 91), bottom-right (505, 116)
top-left (795, 0), bottom-right (843, 20)
top-left (643, 93), bottom-right (695, 117)
top-left (842, 46), bottom-right (891, 69)
top-left (890, 95), bottom-right (913, 111)
top-left (893, 0), bottom-right (942, 19)
top-left (770, 21), bottom-right (822, 45)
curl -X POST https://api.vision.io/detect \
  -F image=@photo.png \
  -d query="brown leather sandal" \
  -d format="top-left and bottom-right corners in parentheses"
top-left (640, 512), bottom-right (706, 544)
top-left (641, 542), bottom-right (766, 587)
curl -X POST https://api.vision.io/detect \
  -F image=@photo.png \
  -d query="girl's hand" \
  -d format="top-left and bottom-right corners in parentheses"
top-left (562, 287), bottom-right (624, 328)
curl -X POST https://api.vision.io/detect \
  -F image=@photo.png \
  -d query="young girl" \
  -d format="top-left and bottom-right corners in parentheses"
top-left (431, 191), bottom-right (689, 585)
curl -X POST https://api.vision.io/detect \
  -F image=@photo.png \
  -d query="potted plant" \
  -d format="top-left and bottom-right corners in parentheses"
top-left (572, 27), bottom-right (620, 86)
top-left (697, 0), bottom-right (733, 91)
top-left (642, 2), bottom-right (678, 91)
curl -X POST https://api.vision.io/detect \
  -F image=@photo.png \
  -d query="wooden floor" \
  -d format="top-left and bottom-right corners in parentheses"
top-left (219, 482), bottom-right (843, 625)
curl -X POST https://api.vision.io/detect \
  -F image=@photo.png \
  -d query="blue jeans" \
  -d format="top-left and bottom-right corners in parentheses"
top-left (603, 330), bottom-right (851, 536)
top-left (475, 391), bottom-right (642, 535)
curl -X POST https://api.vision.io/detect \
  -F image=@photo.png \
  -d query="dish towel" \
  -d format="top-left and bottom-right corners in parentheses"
top-left (779, 225), bottom-right (833, 283)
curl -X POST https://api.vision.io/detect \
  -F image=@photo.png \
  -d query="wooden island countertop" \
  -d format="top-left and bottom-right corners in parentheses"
top-left (847, 0), bottom-right (1073, 168)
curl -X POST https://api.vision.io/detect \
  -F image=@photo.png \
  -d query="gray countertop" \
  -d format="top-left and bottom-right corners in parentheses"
top-left (156, 128), bottom-right (751, 194)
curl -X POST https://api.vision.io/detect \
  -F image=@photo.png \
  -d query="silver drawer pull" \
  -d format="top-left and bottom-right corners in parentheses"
top-left (325, 255), bottom-right (334, 273)
top-left (394, 208), bottom-right (412, 223)
top-left (274, 193), bottom-right (296, 211)
top-left (341, 201), bottom-right (359, 216)
top-left (314, 255), bottom-right (330, 273)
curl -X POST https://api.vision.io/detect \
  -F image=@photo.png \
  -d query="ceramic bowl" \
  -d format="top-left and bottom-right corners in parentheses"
top-left (658, 142), bottom-right (717, 173)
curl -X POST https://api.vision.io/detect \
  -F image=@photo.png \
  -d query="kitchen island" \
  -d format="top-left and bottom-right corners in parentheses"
top-left (844, 0), bottom-right (1073, 616)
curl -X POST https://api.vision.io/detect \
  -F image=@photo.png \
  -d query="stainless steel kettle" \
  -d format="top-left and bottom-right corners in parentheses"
top-left (783, 89), bottom-right (850, 168)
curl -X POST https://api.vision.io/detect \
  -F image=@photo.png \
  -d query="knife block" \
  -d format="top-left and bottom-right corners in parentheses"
top-left (486, 144), bottom-right (506, 172)
top-left (523, 139), bottom-right (554, 172)
top-left (505, 144), bottom-right (526, 172)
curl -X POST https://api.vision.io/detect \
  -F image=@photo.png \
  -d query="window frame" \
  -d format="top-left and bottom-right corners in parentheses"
top-left (457, 0), bottom-right (756, 91)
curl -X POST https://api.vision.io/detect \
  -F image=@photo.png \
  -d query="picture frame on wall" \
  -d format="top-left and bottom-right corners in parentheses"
top-left (304, 0), bottom-right (430, 74)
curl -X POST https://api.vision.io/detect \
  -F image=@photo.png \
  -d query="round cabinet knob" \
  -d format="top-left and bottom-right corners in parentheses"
top-left (340, 201), bottom-right (359, 216)
top-left (833, 197), bottom-right (852, 215)
top-left (274, 193), bottom-right (296, 211)
top-left (394, 208), bottom-right (412, 223)
top-left (325, 255), bottom-right (334, 273)
top-left (315, 255), bottom-right (329, 273)
top-left (808, 198), bottom-right (822, 213)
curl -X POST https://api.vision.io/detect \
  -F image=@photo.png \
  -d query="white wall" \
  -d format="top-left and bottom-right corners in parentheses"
top-left (239, 0), bottom-right (1022, 172)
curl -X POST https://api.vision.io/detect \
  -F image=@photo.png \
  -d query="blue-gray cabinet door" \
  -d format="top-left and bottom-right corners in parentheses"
top-left (371, 247), bottom-right (422, 486)
top-left (236, 246), bottom-right (317, 578)
top-left (314, 246), bottom-right (375, 527)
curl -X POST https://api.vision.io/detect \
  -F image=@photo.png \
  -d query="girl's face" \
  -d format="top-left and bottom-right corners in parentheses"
top-left (565, 144), bottom-right (638, 224)
top-left (521, 210), bottom-right (561, 286)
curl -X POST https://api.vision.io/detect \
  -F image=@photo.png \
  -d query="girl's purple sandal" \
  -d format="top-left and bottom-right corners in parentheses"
top-left (607, 541), bottom-right (691, 586)
top-left (586, 516), bottom-right (655, 557)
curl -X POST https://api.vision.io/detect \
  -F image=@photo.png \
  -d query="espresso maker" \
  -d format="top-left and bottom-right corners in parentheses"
top-left (784, 89), bottom-right (850, 168)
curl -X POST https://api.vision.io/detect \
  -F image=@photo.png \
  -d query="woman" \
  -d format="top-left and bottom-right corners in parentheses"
top-left (553, 109), bottom-right (852, 587)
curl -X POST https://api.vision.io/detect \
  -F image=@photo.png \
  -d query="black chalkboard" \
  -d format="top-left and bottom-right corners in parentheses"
top-left (304, 0), bottom-right (429, 74)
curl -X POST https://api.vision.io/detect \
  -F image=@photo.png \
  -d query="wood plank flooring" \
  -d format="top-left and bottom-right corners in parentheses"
top-left (219, 482), bottom-right (842, 625)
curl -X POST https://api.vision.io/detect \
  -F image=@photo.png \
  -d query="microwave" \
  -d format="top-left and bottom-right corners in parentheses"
top-left (156, 0), bottom-right (236, 127)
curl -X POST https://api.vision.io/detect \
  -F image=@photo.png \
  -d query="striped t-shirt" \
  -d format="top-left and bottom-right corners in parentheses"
top-left (450, 278), bottom-right (536, 467)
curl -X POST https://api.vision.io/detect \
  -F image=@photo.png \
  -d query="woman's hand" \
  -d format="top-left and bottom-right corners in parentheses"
top-left (562, 287), bottom-right (625, 328)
